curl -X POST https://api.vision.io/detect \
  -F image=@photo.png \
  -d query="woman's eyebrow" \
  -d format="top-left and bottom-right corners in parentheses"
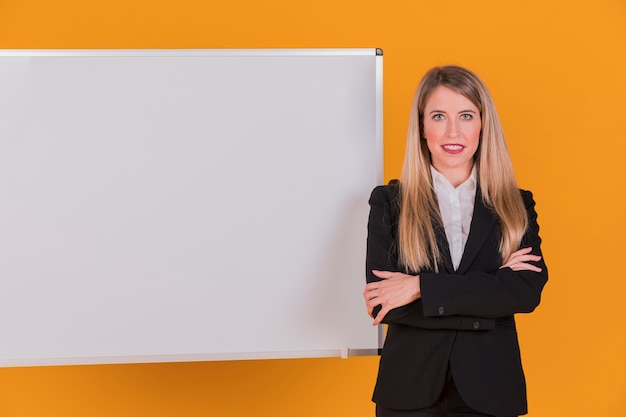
top-left (428, 109), bottom-right (478, 114)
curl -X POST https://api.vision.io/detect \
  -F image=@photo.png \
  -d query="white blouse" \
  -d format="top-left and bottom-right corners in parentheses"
top-left (430, 165), bottom-right (478, 270)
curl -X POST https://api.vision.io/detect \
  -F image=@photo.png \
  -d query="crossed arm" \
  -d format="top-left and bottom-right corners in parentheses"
top-left (363, 247), bottom-right (543, 326)
top-left (362, 185), bottom-right (548, 328)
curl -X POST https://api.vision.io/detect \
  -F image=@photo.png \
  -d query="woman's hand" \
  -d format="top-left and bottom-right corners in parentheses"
top-left (500, 247), bottom-right (542, 272)
top-left (363, 270), bottom-right (421, 326)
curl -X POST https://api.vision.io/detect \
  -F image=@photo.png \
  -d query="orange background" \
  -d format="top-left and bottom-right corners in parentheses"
top-left (1, 1), bottom-right (625, 416)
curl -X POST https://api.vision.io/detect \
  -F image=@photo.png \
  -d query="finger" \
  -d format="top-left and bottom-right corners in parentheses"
top-left (509, 247), bottom-right (535, 260)
top-left (364, 294), bottom-right (378, 308)
top-left (364, 282), bottom-right (381, 297)
top-left (500, 259), bottom-right (517, 269)
top-left (509, 262), bottom-right (542, 272)
top-left (372, 306), bottom-right (389, 326)
top-left (372, 270), bottom-right (397, 280)
top-left (517, 253), bottom-right (541, 260)
top-left (501, 251), bottom-right (541, 268)
top-left (506, 248), bottom-right (531, 261)
top-left (514, 247), bottom-right (533, 255)
top-left (372, 269), bottom-right (404, 279)
top-left (364, 284), bottom-right (382, 301)
top-left (365, 290), bottom-right (383, 310)
top-left (507, 260), bottom-right (542, 271)
top-left (365, 294), bottom-right (380, 308)
top-left (508, 254), bottom-right (542, 266)
top-left (509, 251), bottom-right (539, 262)
top-left (366, 297), bottom-right (383, 319)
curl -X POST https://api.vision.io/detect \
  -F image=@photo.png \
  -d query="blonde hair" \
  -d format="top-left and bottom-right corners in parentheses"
top-left (398, 65), bottom-right (528, 272)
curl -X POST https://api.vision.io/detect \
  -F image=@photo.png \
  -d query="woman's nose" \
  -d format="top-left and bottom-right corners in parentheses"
top-left (446, 121), bottom-right (458, 137)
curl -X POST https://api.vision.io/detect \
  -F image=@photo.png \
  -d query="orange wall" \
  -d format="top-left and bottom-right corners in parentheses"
top-left (1, 1), bottom-right (625, 416)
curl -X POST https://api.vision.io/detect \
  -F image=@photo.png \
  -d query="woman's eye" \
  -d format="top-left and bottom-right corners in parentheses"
top-left (432, 114), bottom-right (444, 120)
top-left (460, 113), bottom-right (473, 120)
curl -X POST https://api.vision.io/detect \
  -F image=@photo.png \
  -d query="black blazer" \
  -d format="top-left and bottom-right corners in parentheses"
top-left (366, 182), bottom-right (548, 417)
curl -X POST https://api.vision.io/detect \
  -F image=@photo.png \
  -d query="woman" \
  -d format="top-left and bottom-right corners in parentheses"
top-left (363, 66), bottom-right (548, 417)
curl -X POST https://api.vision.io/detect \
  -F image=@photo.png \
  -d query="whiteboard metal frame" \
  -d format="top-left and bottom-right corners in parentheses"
top-left (0, 48), bottom-right (379, 57)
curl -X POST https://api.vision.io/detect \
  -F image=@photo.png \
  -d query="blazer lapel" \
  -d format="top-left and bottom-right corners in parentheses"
top-left (456, 191), bottom-right (497, 274)
top-left (433, 219), bottom-right (455, 273)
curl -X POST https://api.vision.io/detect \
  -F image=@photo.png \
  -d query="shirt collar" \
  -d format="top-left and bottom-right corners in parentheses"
top-left (430, 165), bottom-right (477, 190)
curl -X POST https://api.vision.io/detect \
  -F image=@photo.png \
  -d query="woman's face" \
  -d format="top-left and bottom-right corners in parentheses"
top-left (422, 86), bottom-right (481, 183)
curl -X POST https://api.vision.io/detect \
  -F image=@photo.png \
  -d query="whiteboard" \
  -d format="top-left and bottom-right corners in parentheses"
top-left (0, 49), bottom-right (383, 367)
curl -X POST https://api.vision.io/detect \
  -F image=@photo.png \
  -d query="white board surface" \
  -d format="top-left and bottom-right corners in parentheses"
top-left (0, 49), bottom-right (383, 367)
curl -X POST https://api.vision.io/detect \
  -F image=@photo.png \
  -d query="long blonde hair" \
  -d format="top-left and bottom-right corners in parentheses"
top-left (398, 65), bottom-right (528, 273)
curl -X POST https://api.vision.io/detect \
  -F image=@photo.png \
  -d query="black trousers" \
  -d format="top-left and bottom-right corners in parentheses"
top-left (375, 371), bottom-right (517, 417)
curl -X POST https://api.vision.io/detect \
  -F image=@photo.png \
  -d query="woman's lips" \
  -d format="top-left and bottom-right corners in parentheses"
top-left (442, 144), bottom-right (465, 154)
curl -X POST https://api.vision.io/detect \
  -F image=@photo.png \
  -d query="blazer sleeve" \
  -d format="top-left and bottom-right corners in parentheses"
top-left (366, 184), bottom-right (495, 331)
top-left (419, 190), bottom-right (548, 318)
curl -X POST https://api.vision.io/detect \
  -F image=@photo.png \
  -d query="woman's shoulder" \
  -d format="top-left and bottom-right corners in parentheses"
top-left (369, 181), bottom-right (402, 226)
top-left (369, 180), bottom-right (401, 203)
top-left (518, 188), bottom-right (536, 206)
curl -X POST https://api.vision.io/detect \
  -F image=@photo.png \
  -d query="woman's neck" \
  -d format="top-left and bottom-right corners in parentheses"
top-left (432, 164), bottom-right (474, 188)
